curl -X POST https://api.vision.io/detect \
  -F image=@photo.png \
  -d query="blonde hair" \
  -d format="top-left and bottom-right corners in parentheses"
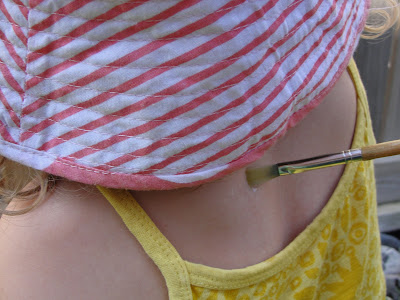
top-left (1, 0), bottom-right (399, 216)
top-left (0, 158), bottom-right (55, 216)
top-left (363, 0), bottom-right (400, 39)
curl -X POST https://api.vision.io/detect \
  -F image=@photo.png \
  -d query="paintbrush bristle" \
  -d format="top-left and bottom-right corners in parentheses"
top-left (245, 164), bottom-right (280, 187)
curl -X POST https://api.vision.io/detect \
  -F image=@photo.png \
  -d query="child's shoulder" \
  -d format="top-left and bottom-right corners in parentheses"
top-left (0, 181), bottom-right (168, 299)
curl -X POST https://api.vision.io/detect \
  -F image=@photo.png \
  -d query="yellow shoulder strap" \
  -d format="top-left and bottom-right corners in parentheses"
top-left (97, 187), bottom-right (192, 300)
top-left (96, 59), bottom-right (369, 299)
top-left (347, 58), bottom-right (376, 146)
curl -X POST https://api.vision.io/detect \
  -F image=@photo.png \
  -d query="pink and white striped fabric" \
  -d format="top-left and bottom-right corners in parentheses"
top-left (0, 0), bottom-right (369, 189)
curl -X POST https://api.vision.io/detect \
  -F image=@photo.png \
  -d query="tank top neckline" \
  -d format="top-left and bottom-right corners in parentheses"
top-left (97, 59), bottom-right (370, 291)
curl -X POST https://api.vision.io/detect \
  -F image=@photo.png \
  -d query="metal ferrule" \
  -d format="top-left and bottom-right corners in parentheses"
top-left (278, 149), bottom-right (363, 176)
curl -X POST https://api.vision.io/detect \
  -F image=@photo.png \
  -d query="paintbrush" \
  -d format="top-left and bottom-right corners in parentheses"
top-left (246, 139), bottom-right (400, 188)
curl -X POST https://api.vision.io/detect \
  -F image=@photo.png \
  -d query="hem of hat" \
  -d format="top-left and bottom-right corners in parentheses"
top-left (0, 47), bottom-right (356, 191)
top-left (0, 53), bottom-right (357, 191)
top-left (74, 5), bottom-right (368, 190)
top-left (1, 22), bottom-right (367, 191)
top-left (0, 139), bottom-right (55, 172)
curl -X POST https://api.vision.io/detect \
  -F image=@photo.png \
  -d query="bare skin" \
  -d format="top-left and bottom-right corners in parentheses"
top-left (0, 71), bottom-right (357, 299)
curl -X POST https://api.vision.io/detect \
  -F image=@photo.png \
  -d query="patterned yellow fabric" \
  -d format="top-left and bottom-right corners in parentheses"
top-left (97, 59), bottom-right (385, 300)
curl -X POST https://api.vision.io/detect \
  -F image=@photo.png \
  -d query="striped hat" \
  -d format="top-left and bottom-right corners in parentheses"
top-left (0, 0), bottom-right (369, 190)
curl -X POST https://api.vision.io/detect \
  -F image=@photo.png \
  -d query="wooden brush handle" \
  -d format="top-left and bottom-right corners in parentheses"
top-left (361, 139), bottom-right (400, 160)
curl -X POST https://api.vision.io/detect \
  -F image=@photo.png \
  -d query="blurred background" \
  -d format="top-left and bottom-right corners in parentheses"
top-left (354, 28), bottom-right (400, 234)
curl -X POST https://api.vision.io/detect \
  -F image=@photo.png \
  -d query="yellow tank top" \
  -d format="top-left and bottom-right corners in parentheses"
top-left (97, 59), bottom-right (385, 300)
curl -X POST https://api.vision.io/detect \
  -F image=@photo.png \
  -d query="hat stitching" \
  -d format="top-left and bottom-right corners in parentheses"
top-left (9, 91), bottom-right (263, 127)
top-left (123, 120), bottom-right (283, 173)
top-left (21, 116), bottom-right (270, 146)
top-left (14, 3), bottom-right (276, 75)
top-left (19, 84), bottom-right (303, 157)
top-left (21, 98), bottom-right (260, 123)
top-left (33, 133), bottom-right (268, 172)
top-left (16, 0), bottom-right (148, 8)
top-left (18, 74), bottom-right (288, 139)
top-left (27, 0), bottom-right (184, 13)
top-left (0, 0), bottom-right (366, 183)
top-left (0, 71), bottom-right (24, 91)
top-left (22, 0), bottom-right (304, 90)
top-left (19, 53), bottom-right (275, 100)
top-left (0, 59), bottom-right (25, 74)
top-left (3, 18), bottom-right (312, 126)
top-left (2, 32), bottom-right (268, 70)
top-left (23, 54), bottom-right (312, 101)
top-left (18, 14), bottom-right (320, 95)
top-left (21, 69), bottom-right (255, 97)
top-left (6, 130), bottom-right (278, 175)
top-left (1, 7), bottom-right (309, 77)
top-left (5, 84), bottom-right (266, 126)
top-left (6, 91), bottom-right (350, 174)
top-left (2, 129), bottom-right (269, 173)
top-left (18, 35), bottom-right (327, 106)
top-left (0, 35), bottom-right (26, 70)
top-left (3, 19), bottom-right (264, 44)
top-left (20, 76), bottom-right (302, 166)
top-left (3, 21), bottom-right (317, 130)
top-left (0, 126), bottom-right (17, 144)
top-left (15, 42), bottom-right (316, 139)
top-left (0, 64), bottom-right (25, 95)
top-left (23, 0), bottom-right (259, 23)
top-left (32, 148), bottom-right (236, 173)
top-left (0, 126), bottom-right (298, 185)
top-left (0, 17), bottom-right (368, 190)
top-left (3, 1), bottom-right (303, 48)
top-left (124, 46), bottom-right (355, 174)
top-left (0, 139), bottom-right (119, 175)
top-left (0, 93), bottom-right (21, 126)
top-left (2, 50), bottom-right (265, 79)
top-left (176, 129), bottom-right (285, 177)
top-left (15, 99), bottom-right (264, 134)
top-left (19, 103), bottom-right (291, 164)
top-left (17, 67), bottom-right (294, 126)
top-left (0, 36), bottom-right (26, 53)
top-left (3, 36), bottom-right (268, 72)
top-left (20, 109), bottom-right (281, 153)
top-left (17, 54), bottom-right (305, 126)
top-left (39, 86), bottom-right (369, 174)
top-left (8, 4), bottom-right (254, 42)
top-left (181, 5), bottom-right (368, 175)
top-left (0, 15), bottom-right (28, 46)
top-left (180, 54), bottom-right (359, 176)
top-left (0, 78), bottom-right (24, 99)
